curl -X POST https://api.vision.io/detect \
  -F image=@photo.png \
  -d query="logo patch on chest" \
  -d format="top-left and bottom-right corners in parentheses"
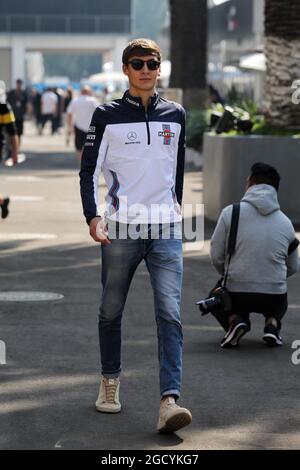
top-left (125, 131), bottom-right (141, 144)
top-left (158, 124), bottom-right (175, 145)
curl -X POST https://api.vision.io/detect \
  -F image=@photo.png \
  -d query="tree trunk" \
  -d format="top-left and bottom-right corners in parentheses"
top-left (264, 0), bottom-right (300, 129)
top-left (169, 0), bottom-right (207, 109)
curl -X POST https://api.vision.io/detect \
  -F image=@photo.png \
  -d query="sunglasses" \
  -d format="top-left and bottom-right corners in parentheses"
top-left (127, 59), bottom-right (160, 71)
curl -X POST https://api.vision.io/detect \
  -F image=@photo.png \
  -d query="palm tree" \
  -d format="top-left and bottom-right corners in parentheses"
top-left (264, 0), bottom-right (300, 129)
top-left (169, 0), bottom-right (207, 108)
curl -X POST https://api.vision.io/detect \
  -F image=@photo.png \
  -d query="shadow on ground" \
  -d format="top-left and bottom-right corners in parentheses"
top-left (1, 241), bottom-right (300, 449)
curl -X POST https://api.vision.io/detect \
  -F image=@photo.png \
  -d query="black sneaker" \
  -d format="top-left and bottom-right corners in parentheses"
top-left (263, 324), bottom-right (283, 346)
top-left (0, 197), bottom-right (10, 219)
top-left (221, 317), bottom-right (250, 348)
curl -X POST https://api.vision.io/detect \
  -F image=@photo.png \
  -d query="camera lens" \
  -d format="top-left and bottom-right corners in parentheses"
top-left (198, 300), bottom-right (208, 314)
top-left (197, 296), bottom-right (220, 315)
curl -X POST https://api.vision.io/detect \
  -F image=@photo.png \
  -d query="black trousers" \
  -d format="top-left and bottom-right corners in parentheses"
top-left (213, 292), bottom-right (288, 331)
top-left (41, 114), bottom-right (55, 133)
top-left (15, 119), bottom-right (24, 136)
top-left (74, 127), bottom-right (87, 151)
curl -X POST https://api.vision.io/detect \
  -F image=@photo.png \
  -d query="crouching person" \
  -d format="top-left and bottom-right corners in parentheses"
top-left (210, 162), bottom-right (299, 348)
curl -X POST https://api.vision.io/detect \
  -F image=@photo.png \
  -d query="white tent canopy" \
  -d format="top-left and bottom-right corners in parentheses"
top-left (87, 71), bottom-right (128, 83)
top-left (239, 53), bottom-right (266, 72)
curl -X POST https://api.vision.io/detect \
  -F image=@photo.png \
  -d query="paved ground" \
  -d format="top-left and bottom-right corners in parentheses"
top-left (0, 123), bottom-right (300, 450)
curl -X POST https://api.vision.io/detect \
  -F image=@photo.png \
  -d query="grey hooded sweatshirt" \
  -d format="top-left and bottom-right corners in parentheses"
top-left (210, 184), bottom-right (299, 294)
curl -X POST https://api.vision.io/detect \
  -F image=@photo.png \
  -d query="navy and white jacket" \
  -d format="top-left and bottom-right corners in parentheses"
top-left (79, 90), bottom-right (185, 225)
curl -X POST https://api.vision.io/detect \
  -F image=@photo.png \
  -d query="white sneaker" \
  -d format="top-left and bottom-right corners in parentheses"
top-left (95, 375), bottom-right (121, 413)
top-left (157, 396), bottom-right (192, 433)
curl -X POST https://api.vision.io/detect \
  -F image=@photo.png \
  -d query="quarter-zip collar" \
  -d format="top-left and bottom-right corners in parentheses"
top-left (122, 90), bottom-right (159, 146)
top-left (122, 90), bottom-right (159, 111)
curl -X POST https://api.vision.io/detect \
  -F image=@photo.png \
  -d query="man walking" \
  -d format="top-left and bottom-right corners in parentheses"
top-left (80, 38), bottom-right (192, 433)
top-left (40, 88), bottom-right (58, 135)
top-left (67, 86), bottom-right (98, 160)
top-left (0, 80), bottom-right (18, 219)
top-left (210, 163), bottom-right (299, 348)
top-left (7, 79), bottom-right (27, 146)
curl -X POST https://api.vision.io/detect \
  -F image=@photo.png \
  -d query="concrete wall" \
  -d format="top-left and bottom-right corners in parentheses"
top-left (203, 133), bottom-right (300, 224)
top-left (0, 34), bottom-right (129, 85)
top-left (0, 48), bottom-right (12, 86)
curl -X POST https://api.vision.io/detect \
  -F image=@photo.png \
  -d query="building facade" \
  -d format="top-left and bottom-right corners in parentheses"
top-left (0, 0), bottom-right (132, 86)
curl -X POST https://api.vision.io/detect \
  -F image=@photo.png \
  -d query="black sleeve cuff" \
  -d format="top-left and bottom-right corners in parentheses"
top-left (288, 238), bottom-right (300, 255)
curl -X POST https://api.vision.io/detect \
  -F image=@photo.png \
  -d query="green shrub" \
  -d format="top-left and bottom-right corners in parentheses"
top-left (251, 120), bottom-right (300, 137)
top-left (186, 109), bottom-right (209, 150)
top-left (219, 97), bottom-right (300, 136)
top-left (189, 99), bottom-right (300, 142)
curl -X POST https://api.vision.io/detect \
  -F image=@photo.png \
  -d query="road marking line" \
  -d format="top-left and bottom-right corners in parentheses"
top-left (0, 291), bottom-right (64, 301)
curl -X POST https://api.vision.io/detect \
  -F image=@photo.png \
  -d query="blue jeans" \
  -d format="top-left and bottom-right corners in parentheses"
top-left (99, 222), bottom-right (183, 398)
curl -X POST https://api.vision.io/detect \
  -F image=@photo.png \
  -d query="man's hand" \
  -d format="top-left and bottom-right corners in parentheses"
top-left (89, 217), bottom-right (111, 244)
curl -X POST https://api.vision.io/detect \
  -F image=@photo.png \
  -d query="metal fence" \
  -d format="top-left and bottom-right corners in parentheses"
top-left (0, 14), bottom-right (131, 34)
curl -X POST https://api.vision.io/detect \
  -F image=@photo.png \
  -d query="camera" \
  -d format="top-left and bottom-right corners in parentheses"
top-left (211, 106), bottom-right (253, 134)
top-left (196, 286), bottom-right (232, 316)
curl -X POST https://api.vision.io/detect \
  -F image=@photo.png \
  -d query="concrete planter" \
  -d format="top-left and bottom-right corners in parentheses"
top-left (203, 133), bottom-right (300, 223)
top-left (186, 147), bottom-right (202, 169)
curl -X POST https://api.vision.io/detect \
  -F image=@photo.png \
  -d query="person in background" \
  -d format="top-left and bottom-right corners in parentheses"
top-left (67, 86), bottom-right (98, 160)
top-left (31, 88), bottom-right (42, 132)
top-left (63, 87), bottom-right (73, 113)
top-left (208, 83), bottom-right (225, 106)
top-left (0, 80), bottom-right (18, 219)
top-left (7, 79), bottom-right (27, 146)
top-left (40, 88), bottom-right (58, 135)
top-left (27, 88), bottom-right (41, 129)
top-left (52, 88), bottom-right (64, 134)
top-left (210, 162), bottom-right (299, 348)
